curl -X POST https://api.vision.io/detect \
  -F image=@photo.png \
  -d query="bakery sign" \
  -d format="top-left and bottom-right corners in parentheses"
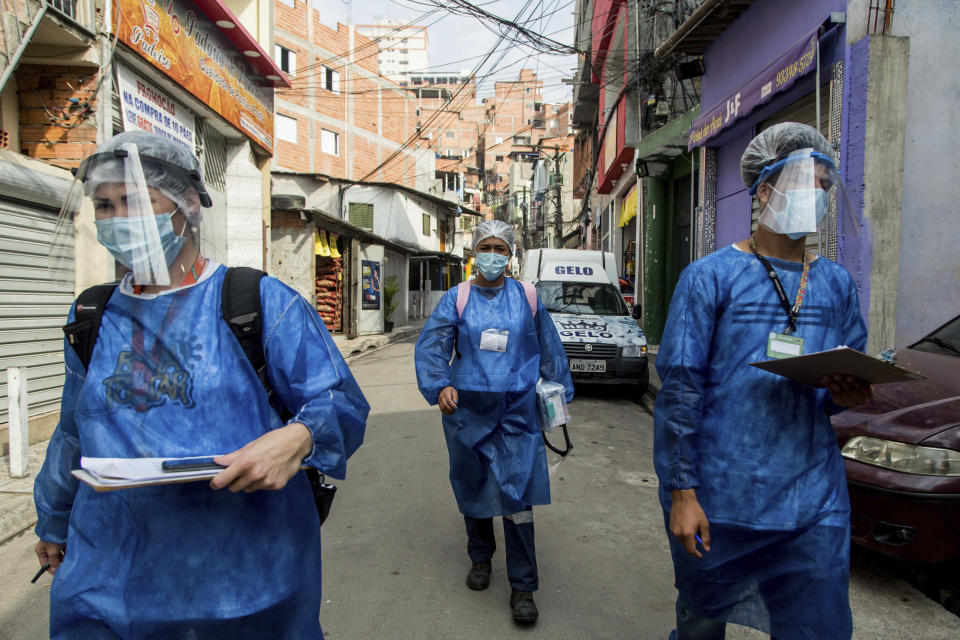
top-left (114, 0), bottom-right (274, 153)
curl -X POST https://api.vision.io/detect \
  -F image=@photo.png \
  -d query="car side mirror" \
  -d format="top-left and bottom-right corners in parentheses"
top-left (631, 303), bottom-right (642, 321)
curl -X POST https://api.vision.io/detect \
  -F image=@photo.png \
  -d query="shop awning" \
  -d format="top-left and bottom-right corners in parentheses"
top-left (635, 106), bottom-right (700, 162)
top-left (618, 185), bottom-right (638, 227)
top-left (687, 28), bottom-right (818, 150)
top-left (193, 0), bottom-right (290, 87)
top-left (654, 0), bottom-right (755, 59)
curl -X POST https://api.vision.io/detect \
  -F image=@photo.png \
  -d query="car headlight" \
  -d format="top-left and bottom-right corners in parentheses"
top-left (621, 345), bottom-right (647, 358)
top-left (841, 436), bottom-right (960, 476)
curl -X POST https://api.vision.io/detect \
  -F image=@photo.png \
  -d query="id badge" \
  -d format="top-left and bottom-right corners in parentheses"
top-left (766, 332), bottom-right (804, 359)
top-left (479, 329), bottom-right (509, 352)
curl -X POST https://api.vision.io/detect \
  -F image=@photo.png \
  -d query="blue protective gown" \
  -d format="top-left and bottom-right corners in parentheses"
top-left (654, 245), bottom-right (867, 640)
top-left (34, 263), bottom-right (369, 639)
top-left (415, 279), bottom-right (573, 518)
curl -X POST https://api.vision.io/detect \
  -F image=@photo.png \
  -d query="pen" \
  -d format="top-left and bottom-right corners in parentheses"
top-left (695, 534), bottom-right (703, 546)
top-left (31, 562), bottom-right (50, 584)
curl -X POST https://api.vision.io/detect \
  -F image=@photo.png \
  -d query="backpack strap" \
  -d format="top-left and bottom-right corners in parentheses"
top-left (221, 266), bottom-right (268, 389)
top-left (222, 267), bottom-right (330, 517)
top-left (519, 281), bottom-right (538, 317)
top-left (455, 280), bottom-right (471, 317)
top-left (63, 283), bottom-right (118, 370)
top-left (455, 279), bottom-right (537, 318)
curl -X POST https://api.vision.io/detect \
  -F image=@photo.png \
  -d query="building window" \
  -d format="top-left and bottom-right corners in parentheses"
top-left (321, 66), bottom-right (340, 93)
top-left (274, 45), bottom-right (296, 75)
top-left (494, 137), bottom-right (503, 144)
top-left (422, 213), bottom-right (431, 236)
top-left (321, 129), bottom-right (339, 156)
top-left (198, 120), bottom-right (227, 192)
top-left (495, 155), bottom-right (504, 162)
top-left (525, 87), bottom-right (530, 94)
top-left (276, 113), bottom-right (297, 143)
top-left (445, 131), bottom-right (455, 138)
top-left (348, 202), bottom-right (374, 229)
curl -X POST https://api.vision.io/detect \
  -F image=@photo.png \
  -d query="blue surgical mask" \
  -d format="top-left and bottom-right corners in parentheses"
top-left (95, 210), bottom-right (185, 268)
top-left (475, 252), bottom-right (509, 281)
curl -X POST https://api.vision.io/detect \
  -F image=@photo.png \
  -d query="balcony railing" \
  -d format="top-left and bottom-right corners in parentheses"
top-left (1, 0), bottom-right (96, 92)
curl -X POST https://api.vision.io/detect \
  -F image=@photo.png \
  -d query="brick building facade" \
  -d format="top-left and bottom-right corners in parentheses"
top-left (273, 3), bottom-right (431, 189)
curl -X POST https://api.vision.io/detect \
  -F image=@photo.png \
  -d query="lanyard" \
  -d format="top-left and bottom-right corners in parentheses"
top-left (133, 254), bottom-right (207, 295)
top-left (748, 236), bottom-right (809, 334)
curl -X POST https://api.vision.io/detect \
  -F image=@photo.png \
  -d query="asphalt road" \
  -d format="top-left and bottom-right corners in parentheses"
top-left (1, 337), bottom-right (958, 639)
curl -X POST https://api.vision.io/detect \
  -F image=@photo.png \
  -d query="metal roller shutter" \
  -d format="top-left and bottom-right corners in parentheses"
top-left (0, 197), bottom-right (74, 423)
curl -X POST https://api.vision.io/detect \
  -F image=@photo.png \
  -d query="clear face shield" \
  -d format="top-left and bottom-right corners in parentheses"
top-left (50, 142), bottom-right (204, 287)
top-left (750, 149), bottom-right (840, 240)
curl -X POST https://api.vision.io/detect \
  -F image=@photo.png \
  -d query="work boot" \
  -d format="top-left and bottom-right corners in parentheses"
top-left (510, 589), bottom-right (539, 624)
top-left (466, 561), bottom-right (491, 590)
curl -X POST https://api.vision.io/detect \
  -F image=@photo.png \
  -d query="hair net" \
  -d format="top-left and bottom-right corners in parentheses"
top-left (472, 219), bottom-right (515, 254)
top-left (740, 122), bottom-right (833, 192)
top-left (82, 130), bottom-right (211, 220)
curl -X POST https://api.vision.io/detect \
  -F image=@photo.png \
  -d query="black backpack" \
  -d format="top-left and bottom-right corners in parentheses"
top-left (63, 267), bottom-right (335, 524)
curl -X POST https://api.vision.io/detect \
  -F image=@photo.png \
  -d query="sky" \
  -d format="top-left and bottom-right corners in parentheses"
top-left (315, 0), bottom-right (578, 103)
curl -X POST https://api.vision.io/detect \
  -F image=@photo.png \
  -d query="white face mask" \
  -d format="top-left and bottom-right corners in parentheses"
top-left (758, 187), bottom-right (828, 239)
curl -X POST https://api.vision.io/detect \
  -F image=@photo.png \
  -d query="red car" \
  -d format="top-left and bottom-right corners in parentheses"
top-left (831, 315), bottom-right (960, 564)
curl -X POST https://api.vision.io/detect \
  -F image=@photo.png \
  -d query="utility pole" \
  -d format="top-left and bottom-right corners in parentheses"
top-left (521, 185), bottom-right (529, 250)
top-left (515, 142), bottom-right (565, 248)
top-left (552, 145), bottom-right (563, 248)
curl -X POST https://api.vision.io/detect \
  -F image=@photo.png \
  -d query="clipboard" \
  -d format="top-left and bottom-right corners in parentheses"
top-left (750, 347), bottom-right (926, 386)
top-left (71, 468), bottom-right (220, 492)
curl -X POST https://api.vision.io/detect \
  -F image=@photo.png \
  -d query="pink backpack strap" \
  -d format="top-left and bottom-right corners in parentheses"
top-left (520, 281), bottom-right (538, 317)
top-left (456, 279), bottom-right (536, 317)
top-left (456, 280), bottom-right (471, 317)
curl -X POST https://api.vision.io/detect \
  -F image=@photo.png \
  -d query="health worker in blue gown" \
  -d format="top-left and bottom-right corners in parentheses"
top-left (414, 220), bottom-right (573, 625)
top-left (654, 122), bottom-right (873, 640)
top-left (34, 131), bottom-right (369, 639)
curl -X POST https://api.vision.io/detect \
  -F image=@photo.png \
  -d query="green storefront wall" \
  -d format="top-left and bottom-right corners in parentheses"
top-left (636, 106), bottom-right (699, 345)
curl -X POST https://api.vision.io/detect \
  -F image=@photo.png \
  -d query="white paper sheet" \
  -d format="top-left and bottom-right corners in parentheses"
top-left (80, 456), bottom-right (225, 483)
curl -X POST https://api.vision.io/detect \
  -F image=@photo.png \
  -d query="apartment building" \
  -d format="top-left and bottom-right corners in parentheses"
top-left (355, 19), bottom-right (429, 85)
top-left (273, 6), bottom-right (431, 188)
top-left (271, 4), bottom-right (481, 336)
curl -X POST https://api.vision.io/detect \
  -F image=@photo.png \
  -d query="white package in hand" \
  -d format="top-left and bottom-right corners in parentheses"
top-left (536, 379), bottom-right (570, 432)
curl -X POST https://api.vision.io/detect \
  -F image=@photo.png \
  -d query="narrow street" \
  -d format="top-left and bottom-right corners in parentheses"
top-left (316, 339), bottom-right (960, 639)
top-left (318, 339), bottom-right (675, 638)
top-left (1, 339), bottom-right (958, 639)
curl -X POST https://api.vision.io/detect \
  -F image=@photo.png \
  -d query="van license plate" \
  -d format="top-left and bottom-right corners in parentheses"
top-left (570, 359), bottom-right (606, 373)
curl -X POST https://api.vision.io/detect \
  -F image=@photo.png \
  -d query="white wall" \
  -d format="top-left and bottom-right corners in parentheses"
top-left (344, 186), bottom-right (445, 253)
top-left (887, 1), bottom-right (960, 344)
top-left (223, 140), bottom-right (265, 268)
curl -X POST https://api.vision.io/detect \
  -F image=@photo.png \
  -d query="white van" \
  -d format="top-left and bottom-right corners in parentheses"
top-left (521, 249), bottom-right (648, 394)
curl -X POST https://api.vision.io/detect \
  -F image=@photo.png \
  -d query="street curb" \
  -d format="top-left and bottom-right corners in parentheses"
top-left (338, 324), bottom-right (422, 361)
top-left (0, 494), bottom-right (36, 546)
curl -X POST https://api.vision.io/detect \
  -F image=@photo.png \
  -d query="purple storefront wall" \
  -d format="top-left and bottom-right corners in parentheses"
top-left (697, 0), bottom-right (870, 318)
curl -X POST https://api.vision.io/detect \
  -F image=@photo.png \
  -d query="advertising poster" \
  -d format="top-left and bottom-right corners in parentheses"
top-left (361, 260), bottom-right (381, 311)
top-left (117, 63), bottom-right (196, 152)
top-left (114, 0), bottom-right (274, 153)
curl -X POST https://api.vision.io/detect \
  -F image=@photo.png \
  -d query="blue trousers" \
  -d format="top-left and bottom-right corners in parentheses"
top-left (669, 597), bottom-right (727, 640)
top-left (463, 506), bottom-right (538, 591)
top-left (669, 598), bottom-right (783, 640)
